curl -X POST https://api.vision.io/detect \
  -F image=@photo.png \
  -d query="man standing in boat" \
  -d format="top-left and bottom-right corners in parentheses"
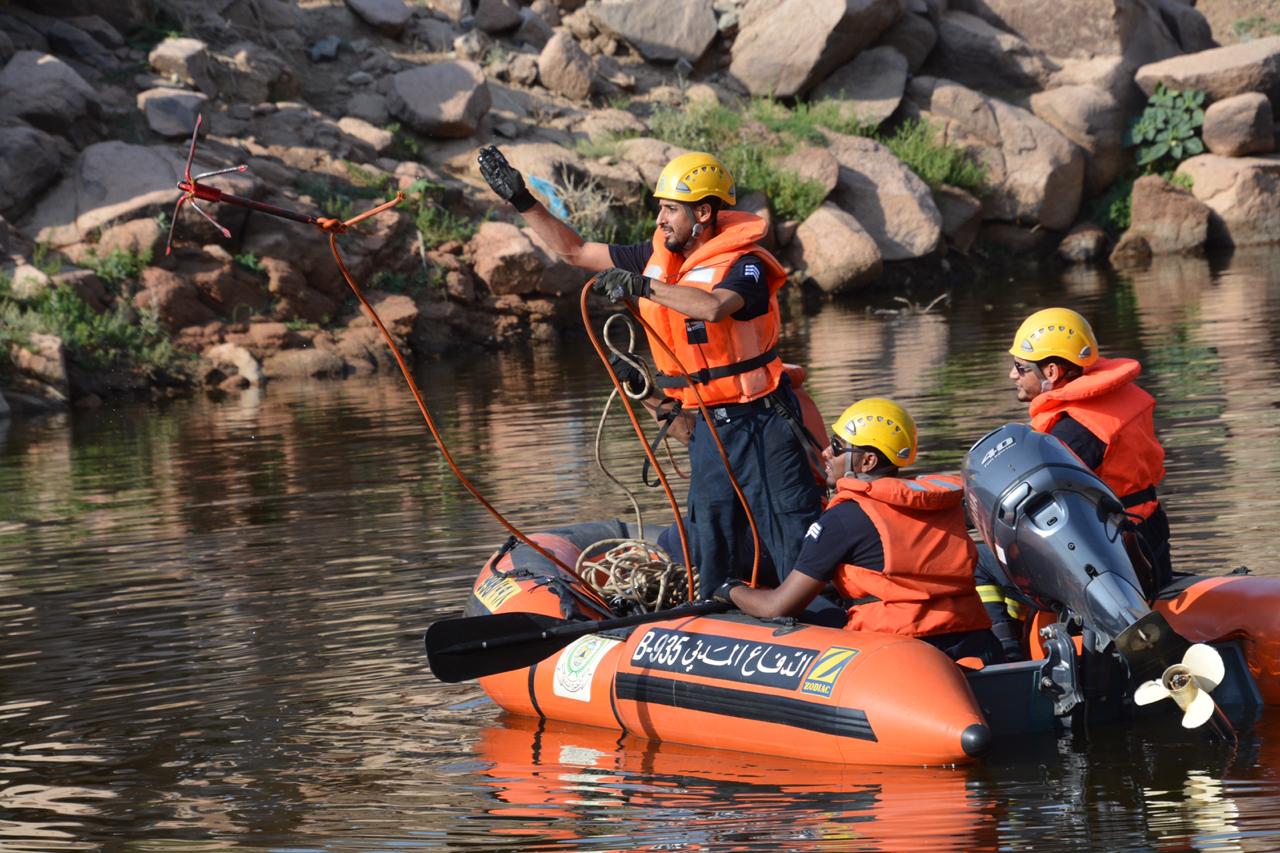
top-left (717, 398), bottom-right (1002, 663)
top-left (977, 307), bottom-right (1173, 658)
top-left (477, 146), bottom-right (824, 596)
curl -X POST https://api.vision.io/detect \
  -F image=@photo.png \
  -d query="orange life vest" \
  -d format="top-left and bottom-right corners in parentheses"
top-left (638, 211), bottom-right (786, 406)
top-left (826, 474), bottom-right (992, 638)
top-left (1029, 357), bottom-right (1166, 519)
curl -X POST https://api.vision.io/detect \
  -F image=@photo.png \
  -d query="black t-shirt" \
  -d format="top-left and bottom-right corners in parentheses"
top-left (607, 241), bottom-right (771, 321)
top-left (1049, 414), bottom-right (1107, 471)
top-left (791, 500), bottom-right (886, 582)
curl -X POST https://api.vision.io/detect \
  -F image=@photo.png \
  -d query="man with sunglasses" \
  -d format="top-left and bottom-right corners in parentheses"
top-left (716, 398), bottom-right (1001, 662)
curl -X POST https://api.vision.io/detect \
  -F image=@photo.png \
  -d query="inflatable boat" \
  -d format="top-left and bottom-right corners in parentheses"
top-left (428, 425), bottom-right (1280, 766)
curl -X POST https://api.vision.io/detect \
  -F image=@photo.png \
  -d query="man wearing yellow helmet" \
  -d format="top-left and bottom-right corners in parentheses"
top-left (718, 398), bottom-right (1001, 663)
top-left (1006, 307), bottom-right (1171, 593)
top-left (478, 145), bottom-right (823, 595)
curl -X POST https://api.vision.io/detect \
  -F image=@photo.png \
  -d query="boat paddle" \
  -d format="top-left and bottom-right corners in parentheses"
top-left (426, 600), bottom-right (729, 683)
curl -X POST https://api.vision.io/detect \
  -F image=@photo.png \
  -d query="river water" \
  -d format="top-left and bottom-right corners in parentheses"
top-left (3, 249), bottom-right (1280, 851)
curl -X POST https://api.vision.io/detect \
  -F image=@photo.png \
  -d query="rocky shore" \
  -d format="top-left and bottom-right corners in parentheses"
top-left (1, 0), bottom-right (1278, 418)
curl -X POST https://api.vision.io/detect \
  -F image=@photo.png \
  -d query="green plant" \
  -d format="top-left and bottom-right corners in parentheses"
top-left (343, 160), bottom-right (392, 194)
top-left (1231, 15), bottom-right (1280, 40)
top-left (574, 134), bottom-right (629, 160)
top-left (403, 178), bottom-right (476, 247)
top-left (32, 242), bottom-right (63, 277)
top-left (385, 121), bottom-right (423, 161)
top-left (1088, 176), bottom-right (1134, 235)
top-left (79, 247), bottom-right (153, 290)
top-left (881, 119), bottom-right (987, 194)
top-left (125, 9), bottom-right (184, 52)
top-left (284, 318), bottom-right (318, 331)
top-left (1169, 171), bottom-right (1194, 191)
top-left (234, 251), bottom-right (267, 277)
top-left (1125, 84), bottom-right (1206, 172)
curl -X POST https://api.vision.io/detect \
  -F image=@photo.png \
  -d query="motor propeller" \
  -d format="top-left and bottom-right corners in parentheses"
top-left (1133, 643), bottom-right (1226, 729)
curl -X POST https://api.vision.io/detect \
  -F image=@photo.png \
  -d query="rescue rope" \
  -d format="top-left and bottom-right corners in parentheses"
top-left (575, 539), bottom-right (691, 612)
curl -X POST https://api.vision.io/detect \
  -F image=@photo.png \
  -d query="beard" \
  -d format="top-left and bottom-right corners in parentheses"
top-left (663, 231), bottom-right (686, 253)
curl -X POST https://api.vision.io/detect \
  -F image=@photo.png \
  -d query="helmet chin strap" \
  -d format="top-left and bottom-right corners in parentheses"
top-left (1030, 363), bottom-right (1054, 394)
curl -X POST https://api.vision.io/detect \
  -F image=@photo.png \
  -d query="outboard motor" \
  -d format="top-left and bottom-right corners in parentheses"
top-left (963, 425), bottom-right (1187, 687)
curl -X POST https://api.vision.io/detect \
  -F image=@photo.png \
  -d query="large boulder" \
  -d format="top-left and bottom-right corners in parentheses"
top-left (475, 0), bottom-right (524, 33)
top-left (210, 41), bottom-right (299, 104)
top-left (924, 11), bottom-right (1059, 100)
top-left (948, 0), bottom-right (1182, 68)
top-left (135, 267), bottom-right (219, 330)
top-left (933, 184), bottom-right (983, 253)
top-left (0, 51), bottom-right (98, 133)
top-left (1030, 85), bottom-right (1127, 196)
top-left (907, 76), bottom-right (1085, 230)
top-left (789, 202), bottom-right (883, 292)
top-left (1202, 92), bottom-right (1275, 157)
top-left (874, 12), bottom-right (936, 73)
top-left (8, 333), bottom-right (68, 404)
top-left (136, 87), bottom-right (208, 138)
top-left (729, 0), bottom-right (901, 98)
top-left (1175, 154), bottom-right (1280, 247)
top-left (148, 37), bottom-right (217, 95)
top-left (826, 133), bottom-right (943, 260)
top-left (537, 31), bottom-right (595, 100)
top-left (0, 124), bottom-right (65, 219)
top-left (774, 146), bottom-right (840, 199)
top-left (1115, 174), bottom-right (1210, 256)
top-left (1153, 0), bottom-right (1215, 54)
top-left (469, 221), bottom-right (546, 295)
top-left (587, 0), bottom-right (717, 64)
top-left (1135, 37), bottom-right (1280, 109)
top-left (20, 141), bottom-right (255, 247)
top-left (387, 62), bottom-right (491, 137)
top-left (810, 46), bottom-right (909, 129)
top-left (617, 137), bottom-right (689, 187)
top-left (344, 0), bottom-right (413, 36)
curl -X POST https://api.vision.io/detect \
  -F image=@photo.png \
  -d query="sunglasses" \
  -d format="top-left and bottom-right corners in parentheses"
top-left (1012, 360), bottom-right (1036, 376)
top-left (829, 432), bottom-right (852, 455)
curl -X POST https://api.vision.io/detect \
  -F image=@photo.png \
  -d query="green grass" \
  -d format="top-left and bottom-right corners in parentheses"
top-left (1, 285), bottom-right (181, 373)
top-left (402, 178), bottom-right (477, 247)
top-left (1232, 15), bottom-right (1280, 40)
top-left (77, 247), bottom-right (152, 291)
top-left (234, 251), bottom-right (267, 277)
top-left (644, 98), bottom-right (985, 222)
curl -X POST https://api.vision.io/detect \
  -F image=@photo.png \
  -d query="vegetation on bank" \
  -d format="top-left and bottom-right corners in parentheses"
top-left (1091, 84), bottom-right (1206, 235)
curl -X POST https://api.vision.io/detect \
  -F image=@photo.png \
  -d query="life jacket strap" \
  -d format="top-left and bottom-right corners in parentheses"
top-left (1120, 485), bottom-right (1157, 509)
top-left (653, 346), bottom-right (779, 389)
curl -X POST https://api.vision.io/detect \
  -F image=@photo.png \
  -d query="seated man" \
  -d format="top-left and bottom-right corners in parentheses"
top-left (717, 398), bottom-right (1002, 663)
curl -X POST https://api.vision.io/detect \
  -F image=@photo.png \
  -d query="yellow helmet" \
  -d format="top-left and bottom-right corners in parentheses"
top-left (1008, 308), bottom-right (1099, 368)
top-left (652, 152), bottom-right (736, 206)
top-left (831, 398), bottom-right (917, 467)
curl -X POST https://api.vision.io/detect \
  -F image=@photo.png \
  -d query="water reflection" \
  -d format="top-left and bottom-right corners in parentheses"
top-left (3, 250), bottom-right (1280, 849)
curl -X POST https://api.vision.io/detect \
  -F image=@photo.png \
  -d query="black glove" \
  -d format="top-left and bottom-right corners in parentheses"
top-left (478, 145), bottom-right (537, 212)
top-left (711, 578), bottom-right (746, 607)
top-left (592, 268), bottom-right (652, 303)
top-left (608, 351), bottom-right (649, 396)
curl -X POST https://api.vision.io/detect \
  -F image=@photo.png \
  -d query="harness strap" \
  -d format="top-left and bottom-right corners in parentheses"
top-left (642, 399), bottom-right (684, 488)
top-left (653, 347), bottom-right (780, 389)
top-left (767, 388), bottom-right (827, 483)
top-left (1121, 485), bottom-right (1157, 509)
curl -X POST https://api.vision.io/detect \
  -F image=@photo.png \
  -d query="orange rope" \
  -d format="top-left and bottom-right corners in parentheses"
top-left (580, 279), bottom-right (697, 600)
top-left (323, 195), bottom-right (609, 608)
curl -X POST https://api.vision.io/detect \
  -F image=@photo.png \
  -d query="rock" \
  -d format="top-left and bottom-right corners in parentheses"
top-left (9, 333), bottom-right (68, 402)
top-left (21, 141), bottom-right (254, 248)
top-left (309, 35), bottom-right (343, 62)
top-left (135, 267), bottom-right (219, 330)
top-left (211, 41), bottom-right (298, 104)
top-left (587, 0), bottom-right (718, 64)
top-left (826, 133), bottom-right (943, 260)
top-left (387, 62), bottom-right (491, 137)
top-left (507, 53), bottom-right (540, 86)
top-left (0, 31), bottom-right (13, 66)
top-left (470, 221), bottom-right (546, 295)
top-left (789, 202), bottom-right (883, 292)
top-left (332, 326), bottom-right (389, 374)
top-left (1136, 37), bottom-right (1280, 109)
top-left (875, 12), bottom-right (936, 73)
top-left (1058, 221), bottom-right (1109, 263)
top-left (1120, 174), bottom-right (1210, 255)
top-left (344, 0), bottom-right (413, 36)
top-left (1202, 92), bottom-right (1274, 157)
top-left (1030, 85), bottom-right (1126, 196)
top-left (412, 17), bottom-right (460, 52)
top-left (0, 124), bottom-right (64, 219)
top-left (1153, 0), bottom-right (1215, 54)
top-left (907, 76), bottom-right (1085, 231)
top-left (979, 222), bottom-right (1053, 254)
top-left (575, 107), bottom-right (646, 141)
top-left (729, 0), bottom-right (901, 97)
top-left (1175, 154), bottom-right (1280, 247)
top-left (933, 184), bottom-right (983, 253)
top-left (261, 347), bottom-right (347, 379)
top-left (96, 218), bottom-right (165, 260)
top-left (514, 9), bottom-right (555, 49)
top-left (10, 263), bottom-right (50, 300)
top-left (136, 87), bottom-right (208, 138)
top-left (947, 0), bottom-right (1182, 68)
top-left (617, 137), bottom-right (690, 186)
top-left (349, 291), bottom-right (420, 339)
top-left (148, 37), bottom-right (216, 95)
top-left (262, 257), bottom-right (337, 323)
top-left (1109, 232), bottom-right (1152, 268)
top-left (51, 269), bottom-right (109, 312)
top-left (0, 388), bottom-right (8, 419)
top-left (1050, 56), bottom-right (1133, 108)
top-left (774, 146), bottom-right (839, 198)
top-left (46, 19), bottom-right (116, 70)
top-left (0, 51), bottom-right (98, 133)
top-left (202, 342), bottom-right (263, 386)
top-left (475, 0), bottom-right (524, 33)
top-left (810, 45), bottom-right (909, 129)
top-left (346, 91), bottom-right (390, 125)
top-left (537, 31), bottom-right (595, 100)
top-left (924, 11), bottom-right (1059, 99)
top-left (337, 116), bottom-right (394, 155)
top-left (426, 0), bottom-right (473, 21)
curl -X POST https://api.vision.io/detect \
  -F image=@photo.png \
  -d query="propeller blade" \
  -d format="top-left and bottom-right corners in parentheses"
top-left (1183, 643), bottom-right (1224, 692)
top-left (1182, 687), bottom-right (1215, 729)
top-left (1134, 679), bottom-right (1171, 706)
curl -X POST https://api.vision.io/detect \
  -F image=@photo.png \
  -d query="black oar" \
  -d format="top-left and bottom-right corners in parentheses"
top-left (425, 600), bottom-right (728, 683)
